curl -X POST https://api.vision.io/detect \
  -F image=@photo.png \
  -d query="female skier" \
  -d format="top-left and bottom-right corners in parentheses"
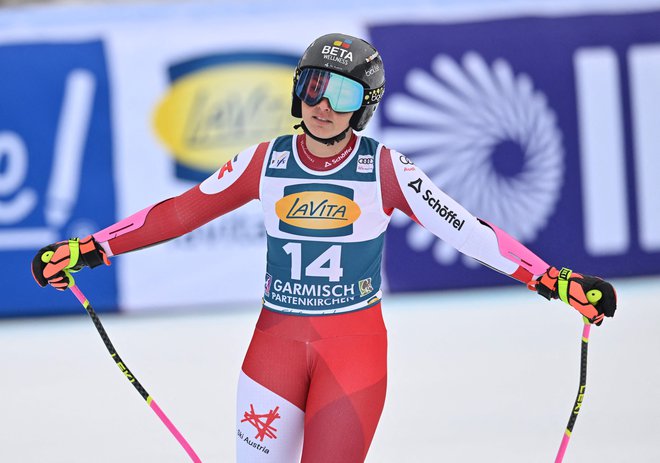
top-left (32, 33), bottom-right (617, 463)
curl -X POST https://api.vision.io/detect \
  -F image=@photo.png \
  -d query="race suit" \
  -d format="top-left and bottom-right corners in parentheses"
top-left (93, 132), bottom-right (550, 462)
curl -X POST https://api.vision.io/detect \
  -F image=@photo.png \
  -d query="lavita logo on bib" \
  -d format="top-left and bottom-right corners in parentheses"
top-left (275, 184), bottom-right (361, 237)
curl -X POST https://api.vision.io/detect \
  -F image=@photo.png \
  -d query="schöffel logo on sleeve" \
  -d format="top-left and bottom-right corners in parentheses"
top-left (408, 178), bottom-right (465, 231)
top-left (275, 184), bottom-right (361, 237)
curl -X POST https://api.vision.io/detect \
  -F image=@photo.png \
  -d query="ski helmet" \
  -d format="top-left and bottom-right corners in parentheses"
top-left (291, 33), bottom-right (385, 131)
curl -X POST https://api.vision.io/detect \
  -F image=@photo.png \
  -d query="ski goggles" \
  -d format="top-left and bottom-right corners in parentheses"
top-left (295, 68), bottom-right (364, 113)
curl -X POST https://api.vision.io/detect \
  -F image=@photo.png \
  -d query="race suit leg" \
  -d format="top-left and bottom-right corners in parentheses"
top-left (237, 304), bottom-right (388, 463)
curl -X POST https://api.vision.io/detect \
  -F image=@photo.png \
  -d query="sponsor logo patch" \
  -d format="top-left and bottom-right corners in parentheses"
top-left (408, 178), bottom-right (465, 231)
top-left (264, 273), bottom-right (272, 296)
top-left (269, 150), bottom-right (290, 169)
top-left (359, 278), bottom-right (374, 296)
top-left (321, 38), bottom-right (354, 66)
top-left (275, 184), bottom-right (360, 237)
top-left (408, 177), bottom-right (422, 193)
top-left (357, 154), bottom-right (374, 173)
top-left (398, 154), bottom-right (416, 172)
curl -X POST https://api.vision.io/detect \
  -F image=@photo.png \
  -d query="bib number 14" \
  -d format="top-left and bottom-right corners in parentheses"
top-left (283, 242), bottom-right (344, 282)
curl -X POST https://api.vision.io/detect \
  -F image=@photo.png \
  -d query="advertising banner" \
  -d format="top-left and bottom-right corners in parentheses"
top-left (2, 4), bottom-right (659, 316)
top-left (0, 39), bottom-right (118, 316)
top-left (108, 31), bottom-right (300, 311)
top-left (371, 11), bottom-right (660, 292)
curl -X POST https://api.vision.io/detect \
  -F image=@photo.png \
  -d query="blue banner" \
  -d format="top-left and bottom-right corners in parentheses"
top-left (0, 40), bottom-right (118, 316)
top-left (371, 11), bottom-right (660, 292)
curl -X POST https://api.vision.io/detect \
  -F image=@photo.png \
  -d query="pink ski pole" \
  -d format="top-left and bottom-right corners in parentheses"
top-left (554, 289), bottom-right (601, 462)
top-left (67, 274), bottom-right (202, 462)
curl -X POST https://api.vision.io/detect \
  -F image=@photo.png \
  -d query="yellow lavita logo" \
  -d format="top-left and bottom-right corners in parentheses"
top-left (275, 191), bottom-right (361, 230)
top-left (153, 62), bottom-right (298, 172)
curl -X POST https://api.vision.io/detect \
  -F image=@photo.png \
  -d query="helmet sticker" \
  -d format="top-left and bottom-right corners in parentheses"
top-left (365, 64), bottom-right (381, 77)
top-left (365, 51), bottom-right (380, 63)
top-left (321, 39), bottom-right (354, 65)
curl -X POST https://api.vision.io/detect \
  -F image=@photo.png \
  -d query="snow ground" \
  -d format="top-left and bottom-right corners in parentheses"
top-left (1, 275), bottom-right (658, 463)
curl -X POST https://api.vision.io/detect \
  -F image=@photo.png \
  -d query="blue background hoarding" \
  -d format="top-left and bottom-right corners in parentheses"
top-left (372, 11), bottom-right (660, 292)
top-left (0, 40), bottom-right (118, 316)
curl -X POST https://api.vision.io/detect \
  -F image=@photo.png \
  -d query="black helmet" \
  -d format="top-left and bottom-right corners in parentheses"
top-left (291, 33), bottom-right (385, 131)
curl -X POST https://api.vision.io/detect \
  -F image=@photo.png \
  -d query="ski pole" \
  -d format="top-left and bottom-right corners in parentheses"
top-left (66, 273), bottom-right (202, 463)
top-left (554, 289), bottom-right (601, 463)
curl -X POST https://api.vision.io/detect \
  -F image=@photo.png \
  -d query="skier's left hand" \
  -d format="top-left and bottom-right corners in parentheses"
top-left (534, 266), bottom-right (617, 325)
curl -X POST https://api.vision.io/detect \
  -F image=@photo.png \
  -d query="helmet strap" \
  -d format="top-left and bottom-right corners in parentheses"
top-left (293, 121), bottom-right (350, 146)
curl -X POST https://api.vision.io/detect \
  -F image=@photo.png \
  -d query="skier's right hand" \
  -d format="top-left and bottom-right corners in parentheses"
top-left (31, 235), bottom-right (110, 290)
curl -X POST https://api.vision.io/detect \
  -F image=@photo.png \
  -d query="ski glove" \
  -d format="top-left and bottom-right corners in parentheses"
top-left (31, 236), bottom-right (110, 290)
top-left (534, 266), bottom-right (617, 325)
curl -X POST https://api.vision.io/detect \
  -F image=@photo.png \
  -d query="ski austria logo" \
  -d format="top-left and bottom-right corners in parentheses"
top-left (275, 183), bottom-right (360, 237)
top-left (237, 403), bottom-right (280, 455)
top-left (241, 403), bottom-right (280, 441)
top-left (382, 52), bottom-right (564, 266)
top-left (153, 52), bottom-right (299, 181)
